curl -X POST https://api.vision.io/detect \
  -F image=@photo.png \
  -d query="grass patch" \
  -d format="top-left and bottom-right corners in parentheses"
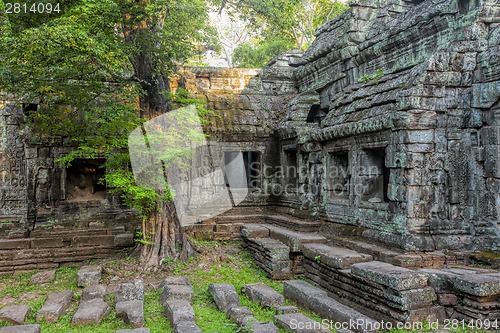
top-left (0, 240), bottom-right (490, 333)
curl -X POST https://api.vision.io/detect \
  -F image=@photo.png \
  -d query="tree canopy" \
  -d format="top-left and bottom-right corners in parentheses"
top-left (223, 0), bottom-right (349, 67)
top-left (0, 0), bottom-right (214, 270)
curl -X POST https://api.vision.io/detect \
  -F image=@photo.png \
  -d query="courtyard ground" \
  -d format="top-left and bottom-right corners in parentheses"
top-left (0, 240), bottom-right (489, 333)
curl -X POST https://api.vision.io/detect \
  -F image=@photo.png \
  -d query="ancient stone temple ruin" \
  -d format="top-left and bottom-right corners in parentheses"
top-left (0, 0), bottom-right (499, 326)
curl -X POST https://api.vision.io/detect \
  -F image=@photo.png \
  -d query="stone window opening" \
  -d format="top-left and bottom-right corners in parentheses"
top-left (224, 151), bottom-right (260, 189)
top-left (327, 152), bottom-right (350, 199)
top-left (22, 103), bottom-right (38, 114)
top-left (65, 159), bottom-right (106, 201)
top-left (284, 150), bottom-right (299, 188)
top-left (306, 104), bottom-right (328, 124)
top-left (359, 148), bottom-right (389, 203)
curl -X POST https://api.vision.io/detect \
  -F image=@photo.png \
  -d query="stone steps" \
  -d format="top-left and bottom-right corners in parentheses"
top-left (329, 235), bottom-right (452, 269)
top-left (265, 225), bottom-right (327, 252)
top-left (186, 211), bottom-right (322, 241)
top-left (283, 280), bottom-right (378, 333)
top-left (245, 237), bottom-right (293, 279)
top-left (302, 243), bottom-right (373, 269)
top-left (419, 267), bottom-right (500, 321)
top-left (241, 224), bottom-right (328, 279)
top-left (303, 258), bottom-right (446, 324)
top-left (0, 230), bottom-right (133, 274)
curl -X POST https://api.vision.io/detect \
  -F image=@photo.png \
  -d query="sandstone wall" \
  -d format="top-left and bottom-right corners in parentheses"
top-left (0, 101), bottom-right (28, 237)
top-left (277, 0), bottom-right (500, 252)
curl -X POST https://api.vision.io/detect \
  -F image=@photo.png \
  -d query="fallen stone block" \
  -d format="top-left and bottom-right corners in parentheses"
top-left (243, 320), bottom-right (278, 333)
top-left (242, 283), bottom-right (285, 308)
top-left (116, 329), bottom-right (150, 333)
top-left (302, 244), bottom-right (372, 269)
top-left (275, 305), bottom-right (298, 315)
top-left (36, 290), bottom-right (73, 323)
top-left (418, 268), bottom-right (458, 293)
top-left (266, 225), bottom-right (327, 252)
top-left (81, 284), bottom-right (106, 302)
top-left (30, 270), bottom-right (56, 285)
top-left (0, 325), bottom-right (41, 333)
top-left (163, 299), bottom-right (195, 326)
top-left (284, 280), bottom-right (378, 333)
top-left (158, 276), bottom-right (190, 291)
top-left (116, 279), bottom-right (144, 303)
top-left (227, 306), bottom-right (254, 326)
top-left (453, 273), bottom-right (500, 297)
top-left (351, 261), bottom-right (428, 291)
top-left (173, 321), bottom-right (203, 333)
top-left (77, 265), bottom-right (102, 287)
top-left (208, 284), bottom-right (240, 312)
top-left (0, 305), bottom-right (30, 324)
top-left (241, 224), bottom-right (270, 238)
top-left (161, 284), bottom-right (194, 305)
top-left (116, 300), bottom-right (144, 328)
top-left (275, 313), bottom-right (330, 333)
top-left (114, 233), bottom-right (135, 247)
top-left (72, 298), bottom-right (110, 324)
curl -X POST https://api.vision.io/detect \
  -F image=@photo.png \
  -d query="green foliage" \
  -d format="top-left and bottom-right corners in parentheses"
top-left (233, 39), bottom-right (292, 68)
top-left (358, 68), bottom-right (385, 84)
top-left (228, 0), bottom-right (349, 67)
top-left (314, 255), bottom-right (321, 263)
top-left (0, 0), bottom-right (215, 220)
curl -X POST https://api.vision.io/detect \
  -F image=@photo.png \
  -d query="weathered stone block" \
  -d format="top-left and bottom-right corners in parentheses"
top-left (161, 284), bottom-right (194, 305)
top-left (242, 283), bottom-right (284, 308)
top-left (275, 305), bottom-right (298, 315)
top-left (302, 243), bottom-right (372, 269)
top-left (30, 270), bottom-right (55, 285)
top-left (158, 276), bottom-right (190, 291)
top-left (71, 299), bottom-right (110, 324)
top-left (116, 279), bottom-right (144, 303)
top-left (454, 273), bottom-right (500, 297)
top-left (0, 325), bottom-right (40, 333)
top-left (116, 300), bottom-right (144, 328)
top-left (227, 306), bottom-right (253, 325)
top-left (275, 313), bottom-right (330, 333)
top-left (163, 299), bottom-right (195, 326)
top-left (351, 261), bottom-right (428, 291)
top-left (81, 284), bottom-right (106, 302)
top-left (241, 224), bottom-right (269, 238)
top-left (77, 265), bottom-right (102, 287)
top-left (173, 321), bottom-right (202, 333)
top-left (37, 290), bottom-right (73, 323)
top-left (114, 233), bottom-right (134, 247)
top-left (0, 305), bottom-right (30, 324)
top-left (208, 284), bottom-right (240, 313)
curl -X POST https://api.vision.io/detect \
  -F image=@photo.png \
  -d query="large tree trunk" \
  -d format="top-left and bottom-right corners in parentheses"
top-left (127, 12), bottom-right (195, 271)
top-left (139, 199), bottom-right (195, 272)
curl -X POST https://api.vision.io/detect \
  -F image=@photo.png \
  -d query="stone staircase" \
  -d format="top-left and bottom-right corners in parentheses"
top-left (241, 222), bottom-right (500, 326)
top-left (0, 226), bottom-right (134, 275)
